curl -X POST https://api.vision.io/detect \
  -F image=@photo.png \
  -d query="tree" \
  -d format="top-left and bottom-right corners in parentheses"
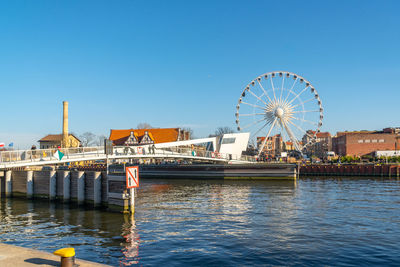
top-left (181, 127), bottom-right (194, 139)
top-left (97, 134), bottom-right (107, 146)
top-left (80, 132), bottom-right (97, 146)
top-left (137, 123), bottom-right (153, 129)
top-left (209, 127), bottom-right (235, 137)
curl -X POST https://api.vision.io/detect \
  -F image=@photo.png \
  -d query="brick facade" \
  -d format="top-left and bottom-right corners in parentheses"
top-left (332, 130), bottom-right (400, 156)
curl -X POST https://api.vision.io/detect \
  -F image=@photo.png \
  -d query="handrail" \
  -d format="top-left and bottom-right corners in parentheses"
top-left (0, 145), bottom-right (254, 167)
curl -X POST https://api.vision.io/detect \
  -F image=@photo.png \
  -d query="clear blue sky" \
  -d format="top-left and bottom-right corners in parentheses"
top-left (0, 0), bottom-right (399, 148)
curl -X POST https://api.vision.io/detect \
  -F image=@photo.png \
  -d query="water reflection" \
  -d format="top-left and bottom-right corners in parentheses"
top-left (1, 178), bottom-right (400, 266)
top-left (120, 214), bottom-right (140, 266)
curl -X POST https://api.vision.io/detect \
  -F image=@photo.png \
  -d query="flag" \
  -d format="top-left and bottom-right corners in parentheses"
top-left (53, 150), bottom-right (64, 160)
top-left (0, 143), bottom-right (4, 148)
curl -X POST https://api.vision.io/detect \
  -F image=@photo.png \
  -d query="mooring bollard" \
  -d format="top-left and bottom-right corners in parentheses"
top-left (53, 247), bottom-right (76, 267)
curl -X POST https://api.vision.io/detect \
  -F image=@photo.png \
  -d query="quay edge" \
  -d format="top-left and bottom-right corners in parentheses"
top-left (0, 243), bottom-right (110, 267)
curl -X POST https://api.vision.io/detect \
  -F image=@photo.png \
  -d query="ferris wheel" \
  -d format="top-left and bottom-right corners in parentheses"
top-left (235, 71), bottom-right (323, 156)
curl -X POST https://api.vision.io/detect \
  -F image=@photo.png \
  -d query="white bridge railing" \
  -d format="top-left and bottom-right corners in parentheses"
top-left (0, 145), bottom-right (254, 168)
top-left (0, 146), bottom-right (103, 164)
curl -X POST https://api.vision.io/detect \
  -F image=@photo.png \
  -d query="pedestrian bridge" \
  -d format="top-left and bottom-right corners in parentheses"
top-left (0, 145), bottom-right (254, 169)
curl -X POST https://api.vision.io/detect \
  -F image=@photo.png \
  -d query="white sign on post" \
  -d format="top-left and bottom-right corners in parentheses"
top-left (126, 166), bottom-right (139, 214)
top-left (126, 166), bottom-right (139, 189)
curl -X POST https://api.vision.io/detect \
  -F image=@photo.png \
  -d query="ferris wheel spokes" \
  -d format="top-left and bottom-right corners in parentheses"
top-left (283, 77), bottom-right (298, 103)
top-left (236, 71), bottom-right (323, 155)
top-left (270, 75), bottom-right (277, 101)
top-left (288, 86), bottom-right (309, 105)
top-left (239, 113), bottom-right (266, 117)
top-left (291, 117), bottom-right (318, 127)
top-left (257, 79), bottom-right (273, 103)
top-left (292, 110), bottom-right (320, 114)
top-left (240, 117), bottom-right (267, 131)
top-left (241, 101), bottom-right (266, 110)
top-left (279, 74), bottom-right (285, 100)
top-left (257, 117), bottom-right (278, 157)
top-left (291, 97), bottom-right (315, 108)
top-left (251, 121), bottom-right (271, 141)
top-left (247, 89), bottom-right (268, 105)
top-left (282, 121), bottom-right (302, 152)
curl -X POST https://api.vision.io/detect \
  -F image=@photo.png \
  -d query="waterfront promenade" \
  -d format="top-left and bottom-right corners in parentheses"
top-left (0, 243), bottom-right (109, 267)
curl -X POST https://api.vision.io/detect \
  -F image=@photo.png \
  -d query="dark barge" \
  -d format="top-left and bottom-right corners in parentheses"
top-left (136, 163), bottom-right (297, 179)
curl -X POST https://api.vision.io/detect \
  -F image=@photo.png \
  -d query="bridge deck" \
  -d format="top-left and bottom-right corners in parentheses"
top-left (0, 146), bottom-right (254, 169)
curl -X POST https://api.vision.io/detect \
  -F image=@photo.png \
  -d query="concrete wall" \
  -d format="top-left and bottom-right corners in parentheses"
top-left (2, 170), bottom-right (127, 211)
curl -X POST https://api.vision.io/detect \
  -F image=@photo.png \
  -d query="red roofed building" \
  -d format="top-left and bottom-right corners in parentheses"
top-left (302, 130), bottom-right (332, 158)
top-left (109, 128), bottom-right (191, 146)
top-left (39, 134), bottom-right (81, 149)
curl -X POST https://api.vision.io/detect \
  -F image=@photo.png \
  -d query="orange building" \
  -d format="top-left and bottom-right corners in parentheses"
top-left (109, 128), bottom-right (191, 146)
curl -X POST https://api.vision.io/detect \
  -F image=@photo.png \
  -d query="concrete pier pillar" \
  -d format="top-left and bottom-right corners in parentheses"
top-left (49, 171), bottom-right (56, 200)
top-left (56, 171), bottom-right (70, 202)
top-left (33, 170), bottom-right (56, 199)
top-left (26, 171), bottom-right (33, 199)
top-left (101, 171), bottom-right (108, 206)
top-left (12, 171), bottom-right (28, 197)
top-left (5, 170), bottom-right (12, 197)
top-left (85, 171), bottom-right (102, 207)
top-left (71, 171), bottom-right (85, 204)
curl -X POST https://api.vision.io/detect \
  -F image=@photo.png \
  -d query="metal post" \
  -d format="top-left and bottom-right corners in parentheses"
top-left (130, 188), bottom-right (135, 213)
top-left (106, 154), bottom-right (109, 175)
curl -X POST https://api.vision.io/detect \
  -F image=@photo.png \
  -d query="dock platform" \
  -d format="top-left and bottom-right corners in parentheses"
top-left (0, 243), bottom-right (110, 267)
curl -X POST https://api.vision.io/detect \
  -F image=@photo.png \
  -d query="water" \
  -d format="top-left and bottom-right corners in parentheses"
top-left (1, 178), bottom-right (400, 266)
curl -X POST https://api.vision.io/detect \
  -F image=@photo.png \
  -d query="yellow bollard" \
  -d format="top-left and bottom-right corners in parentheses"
top-left (53, 247), bottom-right (76, 267)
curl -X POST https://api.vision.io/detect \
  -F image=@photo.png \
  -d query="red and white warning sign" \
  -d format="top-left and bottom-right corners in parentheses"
top-left (126, 166), bottom-right (139, 189)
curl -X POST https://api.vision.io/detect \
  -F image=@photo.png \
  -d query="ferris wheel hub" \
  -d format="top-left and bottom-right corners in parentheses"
top-left (274, 107), bottom-right (284, 118)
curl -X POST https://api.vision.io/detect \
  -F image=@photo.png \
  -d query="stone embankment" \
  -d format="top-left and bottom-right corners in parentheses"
top-left (300, 164), bottom-right (400, 177)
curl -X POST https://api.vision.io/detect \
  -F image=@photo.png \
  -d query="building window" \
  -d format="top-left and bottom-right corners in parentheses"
top-left (221, 137), bottom-right (236, 144)
top-left (372, 139), bottom-right (377, 143)
top-left (379, 139), bottom-right (384, 143)
top-left (358, 140), bottom-right (363, 143)
top-left (365, 140), bottom-right (370, 143)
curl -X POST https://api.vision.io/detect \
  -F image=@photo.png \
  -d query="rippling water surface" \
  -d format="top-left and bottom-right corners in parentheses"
top-left (1, 178), bottom-right (400, 266)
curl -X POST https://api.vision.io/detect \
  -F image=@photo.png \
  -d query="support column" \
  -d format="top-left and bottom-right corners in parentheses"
top-left (5, 170), bottom-right (12, 197)
top-left (85, 171), bottom-right (102, 207)
top-left (56, 171), bottom-right (70, 202)
top-left (71, 171), bottom-right (85, 204)
top-left (49, 171), bottom-right (56, 200)
top-left (27, 171), bottom-right (33, 199)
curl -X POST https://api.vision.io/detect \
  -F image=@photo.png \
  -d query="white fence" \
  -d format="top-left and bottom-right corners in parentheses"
top-left (0, 145), bottom-right (254, 168)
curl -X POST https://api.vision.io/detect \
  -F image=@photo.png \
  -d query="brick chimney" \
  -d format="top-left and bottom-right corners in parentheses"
top-left (62, 101), bottom-right (68, 147)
